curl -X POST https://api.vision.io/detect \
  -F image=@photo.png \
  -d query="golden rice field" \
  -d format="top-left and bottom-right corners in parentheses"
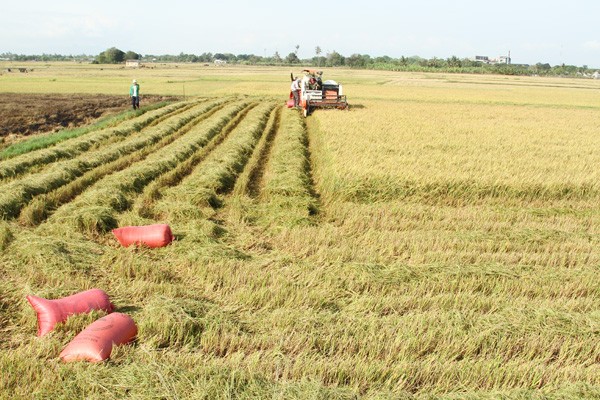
top-left (0, 62), bottom-right (599, 399)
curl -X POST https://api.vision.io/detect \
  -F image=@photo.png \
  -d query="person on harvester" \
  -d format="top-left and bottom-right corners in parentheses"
top-left (290, 78), bottom-right (301, 108)
top-left (129, 79), bottom-right (140, 110)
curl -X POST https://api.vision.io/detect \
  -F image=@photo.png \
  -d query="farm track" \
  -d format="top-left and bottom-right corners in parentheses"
top-left (0, 99), bottom-right (229, 221)
top-left (213, 104), bottom-right (276, 200)
top-left (178, 104), bottom-right (322, 224)
top-left (200, 105), bottom-right (323, 257)
top-left (329, 177), bottom-right (600, 205)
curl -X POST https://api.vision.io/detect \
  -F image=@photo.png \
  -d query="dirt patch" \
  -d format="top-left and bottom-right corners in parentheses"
top-left (0, 93), bottom-right (179, 142)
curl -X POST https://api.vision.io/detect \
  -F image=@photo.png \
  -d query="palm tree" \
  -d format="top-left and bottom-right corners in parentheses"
top-left (315, 46), bottom-right (322, 67)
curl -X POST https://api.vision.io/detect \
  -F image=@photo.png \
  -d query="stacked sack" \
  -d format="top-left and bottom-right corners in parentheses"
top-left (27, 289), bottom-right (137, 363)
top-left (26, 224), bottom-right (175, 362)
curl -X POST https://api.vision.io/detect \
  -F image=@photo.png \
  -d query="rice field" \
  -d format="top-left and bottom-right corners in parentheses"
top-left (0, 63), bottom-right (599, 399)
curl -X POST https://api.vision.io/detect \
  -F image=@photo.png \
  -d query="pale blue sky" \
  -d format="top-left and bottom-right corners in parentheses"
top-left (2, 0), bottom-right (599, 66)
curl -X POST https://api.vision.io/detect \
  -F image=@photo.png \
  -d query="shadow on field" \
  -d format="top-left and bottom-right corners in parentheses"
top-left (349, 104), bottom-right (366, 109)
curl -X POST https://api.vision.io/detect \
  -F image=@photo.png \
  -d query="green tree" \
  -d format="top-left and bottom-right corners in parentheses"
top-left (124, 51), bottom-right (140, 60)
top-left (427, 57), bottom-right (442, 68)
top-left (177, 52), bottom-right (199, 62)
top-left (285, 52), bottom-right (300, 64)
top-left (96, 47), bottom-right (125, 64)
top-left (315, 46), bottom-right (322, 67)
top-left (326, 51), bottom-right (345, 67)
top-left (530, 62), bottom-right (551, 75)
top-left (447, 55), bottom-right (462, 68)
top-left (347, 53), bottom-right (370, 68)
top-left (198, 52), bottom-right (213, 62)
top-left (248, 55), bottom-right (261, 64)
top-left (214, 53), bottom-right (236, 62)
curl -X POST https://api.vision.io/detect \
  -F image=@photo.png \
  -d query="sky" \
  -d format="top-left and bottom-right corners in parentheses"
top-left (2, 0), bottom-right (600, 67)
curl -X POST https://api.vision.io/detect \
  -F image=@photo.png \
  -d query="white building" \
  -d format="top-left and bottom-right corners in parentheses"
top-left (472, 54), bottom-right (511, 65)
top-left (125, 59), bottom-right (141, 68)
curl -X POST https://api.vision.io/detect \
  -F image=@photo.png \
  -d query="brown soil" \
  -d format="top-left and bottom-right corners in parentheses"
top-left (0, 93), bottom-right (178, 143)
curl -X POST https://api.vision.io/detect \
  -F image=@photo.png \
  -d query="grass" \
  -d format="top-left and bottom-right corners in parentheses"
top-left (1, 65), bottom-right (599, 399)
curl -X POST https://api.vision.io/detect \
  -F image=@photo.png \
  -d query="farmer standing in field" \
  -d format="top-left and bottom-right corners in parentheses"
top-left (291, 78), bottom-right (301, 108)
top-left (129, 79), bottom-right (140, 110)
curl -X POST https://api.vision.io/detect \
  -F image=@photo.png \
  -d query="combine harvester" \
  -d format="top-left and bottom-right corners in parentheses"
top-left (287, 70), bottom-right (348, 117)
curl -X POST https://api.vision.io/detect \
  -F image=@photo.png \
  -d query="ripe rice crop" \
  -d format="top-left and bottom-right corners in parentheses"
top-left (0, 100), bottom-right (226, 220)
top-left (167, 102), bottom-right (274, 205)
top-left (1, 65), bottom-right (599, 399)
top-left (310, 100), bottom-right (600, 205)
top-left (257, 108), bottom-right (319, 227)
top-left (46, 101), bottom-right (249, 233)
top-left (232, 105), bottom-right (281, 198)
top-left (131, 101), bottom-right (264, 219)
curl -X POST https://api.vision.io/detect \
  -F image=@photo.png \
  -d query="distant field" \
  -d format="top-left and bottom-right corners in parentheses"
top-left (1, 63), bottom-right (599, 399)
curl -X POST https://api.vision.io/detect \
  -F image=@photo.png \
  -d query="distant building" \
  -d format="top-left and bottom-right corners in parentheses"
top-left (214, 59), bottom-right (227, 65)
top-left (472, 54), bottom-right (511, 65)
top-left (126, 59), bottom-right (141, 68)
top-left (497, 55), bottom-right (511, 64)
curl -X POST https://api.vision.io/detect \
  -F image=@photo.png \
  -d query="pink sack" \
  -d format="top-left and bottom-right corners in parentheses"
top-left (60, 312), bottom-right (137, 363)
top-left (27, 289), bottom-right (114, 337)
top-left (112, 224), bottom-right (174, 248)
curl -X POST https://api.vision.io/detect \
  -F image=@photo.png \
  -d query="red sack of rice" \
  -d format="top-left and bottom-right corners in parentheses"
top-left (27, 289), bottom-right (114, 337)
top-left (60, 312), bottom-right (137, 363)
top-left (112, 224), bottom-right (174, 248)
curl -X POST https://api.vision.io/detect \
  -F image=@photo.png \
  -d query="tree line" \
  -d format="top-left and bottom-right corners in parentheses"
top-left (1, 47), bottom-right (596, 77)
